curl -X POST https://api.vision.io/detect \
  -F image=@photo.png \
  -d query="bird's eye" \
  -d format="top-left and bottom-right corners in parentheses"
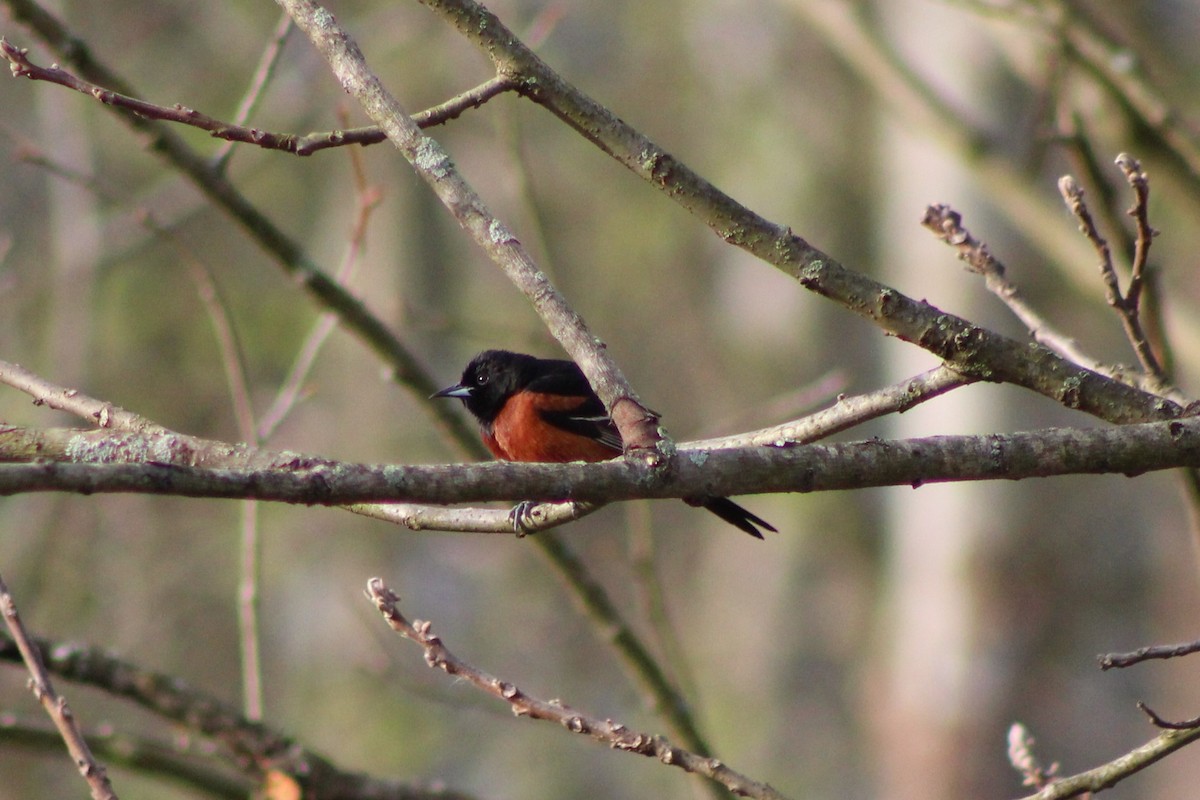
top-left (475, 373), bottom-right (489, 386)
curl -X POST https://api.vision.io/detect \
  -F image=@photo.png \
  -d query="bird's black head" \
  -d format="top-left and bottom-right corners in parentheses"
top-left (431, 349), bottom-right (540, 424)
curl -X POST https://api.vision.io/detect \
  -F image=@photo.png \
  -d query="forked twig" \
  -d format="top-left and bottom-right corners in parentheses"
top-left (1058, 157), bottom-right (1165, 387)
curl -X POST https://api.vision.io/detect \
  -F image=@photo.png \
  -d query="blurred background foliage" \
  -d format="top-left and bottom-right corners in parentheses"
top-left (2, 0), bottom-right (1200, 798)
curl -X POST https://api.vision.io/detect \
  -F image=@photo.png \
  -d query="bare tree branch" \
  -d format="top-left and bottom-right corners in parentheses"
top-left (691, 365), bottom-right (972, 450)
top-left (1, 37), bottom-right (516, 156)
top-left (367, 578), bottom-right (789, 800)
top-left (0, 718), bottom-right (251, 799)
top-left (0, 574), bottom-right (118, 800)
top-left (1137, 702), bottom-right (1200, 731)
top-left (0, 631), bottom-right (475, 800)
top-left (1016, 724), bottom-right (1200, 800)
top-left (349, 499), bottom-right (598, 533)
top-left (4, 414), bottom-right (1200, 505)
top-left (0, 24), bottom-right (482, 459)
top-left (409, 0), bottom-right (1183, 427)
top-left (273, 0), bottom-right (665, 456)
top-left (921, 204), bottom-right (1106, 375)
top-left (1099, 638), bottom-right (1200, 670)
top-left (0, 359), bottom-right (166, 433)
top-left (1058, 165), bottom-right (1165, 385)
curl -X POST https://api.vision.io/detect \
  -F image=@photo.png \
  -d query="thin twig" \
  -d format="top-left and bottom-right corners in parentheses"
top-left (1099, 638), bottom-right (1200, 670)
top-left (690, 365), bottom-right (972, 450)
top-left (1055, 110), bottom-right (1134, 274)
top-left (237, 501), bottom-right (264, 723)
top-left (0, 360), bottom-right (164, 432)
top-left (533, 533), bottom-right (715, 755)
top-left (191, 258), bottom-right (266, 724)
top-left (1115, 153), bottom-right (1156, 313)
top-left (1138, 702), bottom-right (1200, 731)
top-left (1058, 175), bottom-right (1119, 300)
top-left (1, 37), bottom-right (515, 157)
top-left (348, 499), bottom-right (599, 532)
top-left (366, 578), bottom-right (790, 800)
top-left (1058, 168), bottom-right (1165, 385)
top-left (921, 203), bottom-right (1103, 372)
top-left (0, 573), bottom-right (117, 800)
top-left (258, 110), bottom-right (383, 440)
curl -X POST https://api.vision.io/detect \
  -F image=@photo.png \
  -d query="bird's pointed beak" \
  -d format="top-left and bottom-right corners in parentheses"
top-left (431, 383), bottom-right (472, 400)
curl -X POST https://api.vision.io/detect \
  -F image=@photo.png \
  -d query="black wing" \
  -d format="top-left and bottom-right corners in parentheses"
top-left (527, 359), bottom-right (624, 453)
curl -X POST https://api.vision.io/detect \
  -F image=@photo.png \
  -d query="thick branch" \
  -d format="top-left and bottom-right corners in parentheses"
top-left (2, 417), bottom-right (1199, 505)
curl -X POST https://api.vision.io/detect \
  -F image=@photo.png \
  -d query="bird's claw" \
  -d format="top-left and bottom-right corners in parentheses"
top-left (508, 501), bottom-right (542, 537)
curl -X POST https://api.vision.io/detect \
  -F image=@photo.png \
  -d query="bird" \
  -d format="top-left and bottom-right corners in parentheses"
top-left (432, 349), bottom-right (776, 538)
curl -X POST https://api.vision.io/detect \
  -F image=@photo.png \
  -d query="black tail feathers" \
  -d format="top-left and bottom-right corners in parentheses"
top-left (691, 496), bottom-right (777, 539)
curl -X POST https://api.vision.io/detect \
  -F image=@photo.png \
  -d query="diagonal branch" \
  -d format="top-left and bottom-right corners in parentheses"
top-left (367, 578), bottom-right (789, 800)
top-left (920, 204), bottom-right (1105, 375)
top-left (413, 0), bottom-right (1182, 427)
top-left (1016, 724), bottom-right (1200, 800)
top-left (273, 0), bottom-right (664, 455)
top-left (691, 365), bottom-right (972, 450)
top-left (1, 1), bottom-right (716, 766)
top-left (0, 574), bottom-right (117, 800)
top-left (0, 25), bottom-right (481, 459)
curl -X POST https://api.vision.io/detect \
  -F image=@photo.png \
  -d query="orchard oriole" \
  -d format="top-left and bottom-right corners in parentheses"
top-left (433, 349), bottom-right (776, 538)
